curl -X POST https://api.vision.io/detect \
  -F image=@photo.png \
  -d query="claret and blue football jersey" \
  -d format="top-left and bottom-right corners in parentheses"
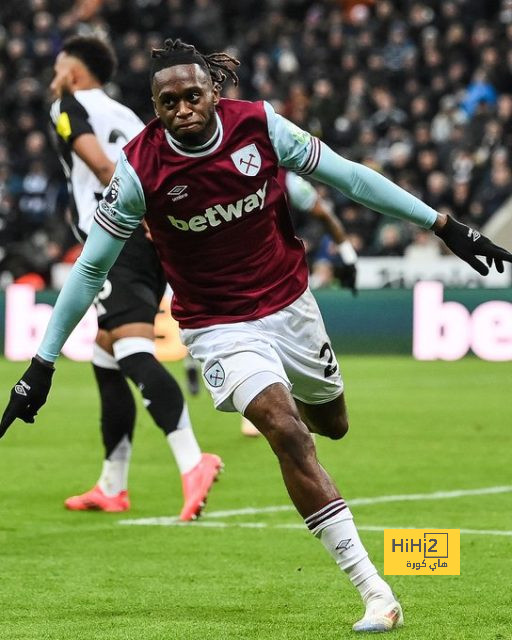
top-left (95, 99), bottom-right (319, 328)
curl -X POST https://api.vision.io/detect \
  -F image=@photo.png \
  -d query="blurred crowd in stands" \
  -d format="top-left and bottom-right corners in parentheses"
top-left (1, 0), bottom-right (512, 288)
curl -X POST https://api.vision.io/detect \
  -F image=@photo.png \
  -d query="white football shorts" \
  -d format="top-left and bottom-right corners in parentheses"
top-left (180, 288), bottom-right (344, 413)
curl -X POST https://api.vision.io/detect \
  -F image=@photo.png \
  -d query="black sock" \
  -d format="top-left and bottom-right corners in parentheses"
top-left (92, 364), bottom-right (136, 458)
top-left (117, 352), bottom-right (185, 435)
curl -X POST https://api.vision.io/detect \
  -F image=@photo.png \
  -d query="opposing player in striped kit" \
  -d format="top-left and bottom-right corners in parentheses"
top-left (48, 36), bottom-right (221, 519)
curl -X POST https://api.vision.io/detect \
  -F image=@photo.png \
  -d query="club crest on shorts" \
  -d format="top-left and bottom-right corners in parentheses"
top-left (230, 144), bottom-right (261, 176)
top-left (204, 361), bottom-right (225, 388)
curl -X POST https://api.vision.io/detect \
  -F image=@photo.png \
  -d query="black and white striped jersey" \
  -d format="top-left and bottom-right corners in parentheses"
top-left (49, 88), bottom-right (144, 237)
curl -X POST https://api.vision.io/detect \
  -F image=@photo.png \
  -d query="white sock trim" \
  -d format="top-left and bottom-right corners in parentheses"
top-left (92, 343), bottom-right (120, 370)
top-left (167, 405), bottom-right (201, 474)
top-left (108, 434), bottom-right (132, 462)
top-left (305, 497), bottom-right (348, 536)
top-left (113, 336), bottom-right (155, 361)
top-left (98, 435), bottom-right (132, 495)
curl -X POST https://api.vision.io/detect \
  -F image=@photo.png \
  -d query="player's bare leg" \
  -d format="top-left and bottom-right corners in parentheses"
top-left (245, 383), bottom-right (402, 632)
top-left (241, 393), bottom-right (347, 439)
top-left (245, 383), bottom-right (337, 514)
top-left (295, 393), bottom-right (349, 440)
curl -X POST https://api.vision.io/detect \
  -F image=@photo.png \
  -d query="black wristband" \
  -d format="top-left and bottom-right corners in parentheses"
top-left (33, 355), bottom-right (55, 370)
top-left (434, 215), bottom-right (458, 240)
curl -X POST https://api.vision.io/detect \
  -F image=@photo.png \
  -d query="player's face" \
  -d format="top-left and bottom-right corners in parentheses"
top-left (152, 64), bottom-right (220, 145)
top-left (50, 52), bottom-right (75, 99)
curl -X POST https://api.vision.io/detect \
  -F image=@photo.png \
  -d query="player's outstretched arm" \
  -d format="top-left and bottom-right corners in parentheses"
top-left (310, 143), bottom-right (512, 275)
top-left (0, 223), bottom-right (126, 438)
top-left (1, 152), bottom-right (145, 437)
top-left (265, 104), bottom-right (508, 276)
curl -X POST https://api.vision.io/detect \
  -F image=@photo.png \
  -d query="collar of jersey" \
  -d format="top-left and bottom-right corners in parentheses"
top-left (165, 113), bottom-right (223, 157)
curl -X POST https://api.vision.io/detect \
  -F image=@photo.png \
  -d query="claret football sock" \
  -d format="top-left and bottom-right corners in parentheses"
top-left (305, 499), bottom-right (393, 604)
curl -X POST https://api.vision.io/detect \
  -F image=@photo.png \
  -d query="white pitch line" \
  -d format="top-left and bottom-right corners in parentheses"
top-left (201, 485), bottom-right (512, 517)
top-left (118, 519), bottom-right (512, 536)
top-left (119, 485), bottom-right (512, 531)
top-left (200, 505), bottom-right (294, 519)
top-left (349, 485), bottom-right (512, 506)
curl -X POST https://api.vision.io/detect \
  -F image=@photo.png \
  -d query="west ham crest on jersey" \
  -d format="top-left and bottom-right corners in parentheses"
top-left (230, 144), bottom-right (261, 176)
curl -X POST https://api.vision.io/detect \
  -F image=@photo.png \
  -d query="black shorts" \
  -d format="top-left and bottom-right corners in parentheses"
top-left (95, 226), bottom-right (167, 331)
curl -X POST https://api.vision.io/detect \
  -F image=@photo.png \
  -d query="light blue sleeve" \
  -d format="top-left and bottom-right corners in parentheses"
top-left (37, 220), bottom-right (127, 362)
top-left (264, 102), bottom-right (438, 228)
top-left (311, 143), bottom-right (438, 229)
top-left (94, 150), bottom-right (146, 239)
top-left (37, 152), bottom-right (147, 362)
top-left (264, 102), bottom-right (314, 171)
top-left (285, 172), bottom-right (318, 211)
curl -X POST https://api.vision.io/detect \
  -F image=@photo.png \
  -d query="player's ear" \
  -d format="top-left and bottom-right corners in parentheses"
top-left (69, 67), bottom-right (79, 89)
top-left (151, 96), bottom-right (159, 119)
top-left (212, 83), bottom-right (221, 106)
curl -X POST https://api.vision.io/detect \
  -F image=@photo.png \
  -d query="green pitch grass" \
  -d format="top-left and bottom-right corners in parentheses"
top-left (0, 356), bottom-right (511, 640)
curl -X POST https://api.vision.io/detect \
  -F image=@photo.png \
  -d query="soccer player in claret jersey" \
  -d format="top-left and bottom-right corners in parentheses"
top-left (47, 36), bottom-right (222, 520)
top-left (2, 39), bottom-right (512, 632)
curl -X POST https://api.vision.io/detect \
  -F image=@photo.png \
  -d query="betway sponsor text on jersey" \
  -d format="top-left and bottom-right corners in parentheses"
top-left (168, 181), bottom-right (268, 232)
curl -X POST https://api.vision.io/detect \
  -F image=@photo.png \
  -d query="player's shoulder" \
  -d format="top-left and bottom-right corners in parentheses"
top-left (72, 88), bottom-right (105, 113)
top-left (124, 118), bottom-right (161, 147)
top-left (50, 92), bottom-right (88, 120)
top-left (217, 98), bottom-right (271, 142)
top-left (217, 97), bottom-right (267, 122)
top-left (123, 118), bottom-right (162, 161)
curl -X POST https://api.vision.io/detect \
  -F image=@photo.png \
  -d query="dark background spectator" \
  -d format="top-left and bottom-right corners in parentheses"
top-left (1, 0), bottom-right (512, 286)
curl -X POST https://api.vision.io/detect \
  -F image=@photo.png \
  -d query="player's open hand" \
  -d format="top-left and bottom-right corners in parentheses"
top-left (435, 215), bottom-right (512, 275)
top-left (0, 358), bottom-right (54, 438)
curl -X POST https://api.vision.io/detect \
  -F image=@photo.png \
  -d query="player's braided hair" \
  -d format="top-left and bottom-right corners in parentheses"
top-left (150, 38), bottom-right (239, 87)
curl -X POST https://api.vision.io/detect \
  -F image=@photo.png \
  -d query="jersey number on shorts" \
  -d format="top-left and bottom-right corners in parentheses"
top-left (320, 342), bottom-right (338, 378)
top-left (94, 279), bottom-right (112, 316)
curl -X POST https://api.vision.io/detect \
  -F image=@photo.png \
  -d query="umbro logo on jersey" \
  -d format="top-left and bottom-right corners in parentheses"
top-left (167, 185), bottom-right (189, 201)
top-left (168, 181), bottom-right (268, 232)
top-left (231, 143), bottom-right (262, 176)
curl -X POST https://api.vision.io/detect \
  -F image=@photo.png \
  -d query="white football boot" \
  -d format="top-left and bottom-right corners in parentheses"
top-left (352, 594), bottom-right (403, 633)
